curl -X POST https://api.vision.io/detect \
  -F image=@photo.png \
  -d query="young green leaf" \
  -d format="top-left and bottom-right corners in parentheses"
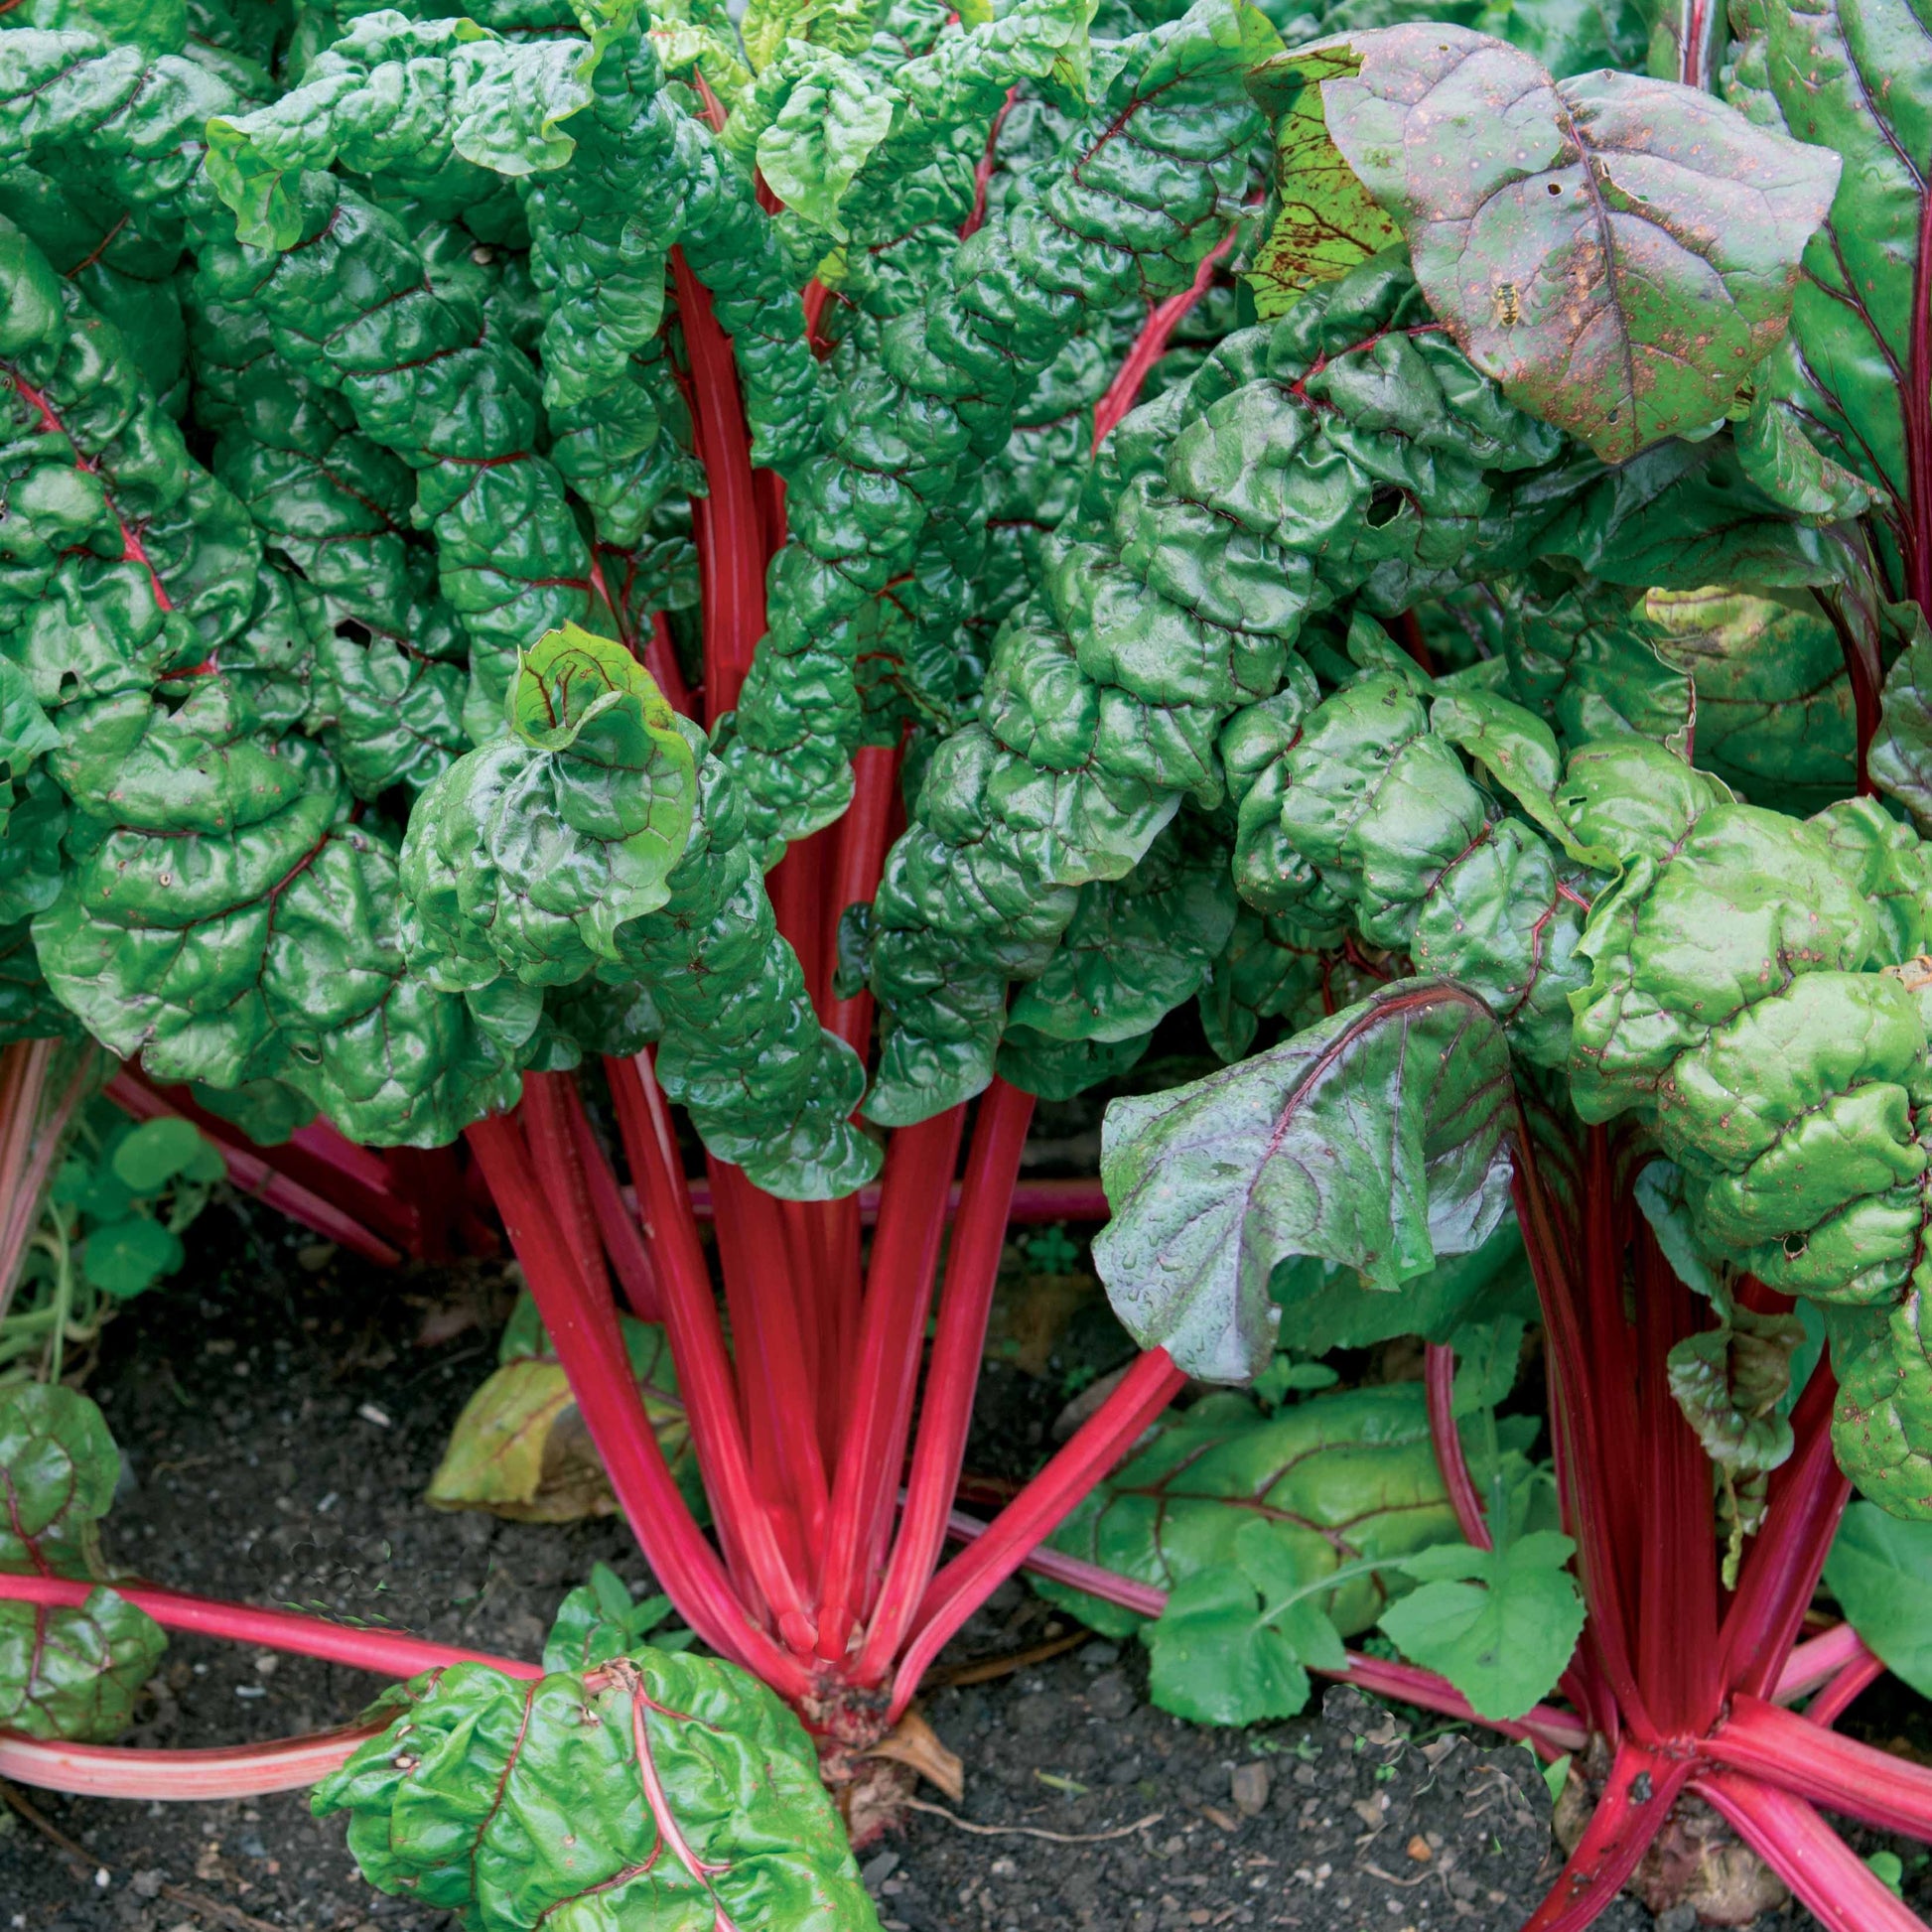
top-left (80, 1215), bottom-right (186, 1298)
top-left (109, 1115), bottom-right (210, 1191)
top-left (544, 1564), bottom-right (688, 1673)
top-left (1377, 1531), bottom-right (1584, 1721)
top-left (1146, 1517), bottom-right (1349, 1725)
top-left (1094, 980), bottom-right (1516, 1381)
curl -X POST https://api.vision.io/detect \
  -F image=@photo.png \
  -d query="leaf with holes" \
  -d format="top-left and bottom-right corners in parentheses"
top-left (1311, 24), bottom-right (1839, 459)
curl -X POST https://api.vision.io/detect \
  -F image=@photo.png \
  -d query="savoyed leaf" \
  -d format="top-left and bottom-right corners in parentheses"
top-left (313, 1649), bottom-right (881, 1931)
top-left (1315, 24), bottom-right (1840, 459)
top-left (1376, 1530), bottom-right (1584, 1720)
top-left (1094, 979), bottom-right (1516, 1382)
top-left (753, 47), bottom-right (896, 238)
top-left (1823, 1502), bottom-right (1932, 1702)
top-left (0, 1384), bottom-right (165, 1740)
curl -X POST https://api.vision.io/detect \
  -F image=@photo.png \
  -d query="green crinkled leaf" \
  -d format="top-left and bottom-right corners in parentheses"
top-left (1315, 24), bottom-right (1840, 460)
top-left (754, 47), bottom-right (897, 238)
top-left (0, 1381), bottom-right (118, 1559)
top-left (207, 14), bottom-right (605, 250)
top-left (543, 1564), bottom-right (691, 1675)
top-left (312, 1648), bottom-right (881, 1932)
top-left (1734, 379), bottom-right (1881, 524)
top-left (0, 1584), bottom-right (166, 1742)
top-left (1430, 686), bottom-right (1618, 869)
top-left (1094, 979), bottom-right (1516, 1382)
top-left (403, 626), bottom-right (696, 986)
top-left (1645, 584), bottom-right (1856, 808)
top-left (1375, 1529), bottom-right (1584, 1721)
top-left (1495, 581), bottom-right (1692, 759)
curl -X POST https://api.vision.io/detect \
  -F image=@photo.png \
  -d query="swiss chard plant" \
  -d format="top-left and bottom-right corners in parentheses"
top-left (4, 0), bottom-right (1932, 1925)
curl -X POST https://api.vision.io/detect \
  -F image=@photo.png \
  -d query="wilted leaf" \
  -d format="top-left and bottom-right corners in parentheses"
top-left (428, 1293), bottom-right (699, 1522)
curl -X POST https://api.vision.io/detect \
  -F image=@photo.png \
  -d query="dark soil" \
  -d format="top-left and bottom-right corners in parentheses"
top-left (1, 1201), bottom-right (1923, 1932)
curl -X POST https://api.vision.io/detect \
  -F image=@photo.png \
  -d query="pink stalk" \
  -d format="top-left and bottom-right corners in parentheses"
top-left (671, 247), bottom-right (765, 725)
top-left (890, 1348), bottom-right (1184, 1719)
top-left (518, 1072), bottom-right (612, 1302)
top-left (1718, 1365), bottom-right (1849, 1700)
top-left (825, 742), bottom-right (901, 1057)
top-left (710, 1162), bottom-right (829, 1555)
top-left (603, 1054), bottom-right (775, 1620)
top-left (565, 1087), bottom-right (662, 1322)
top-left (855, 1081), bottom-right (1035, 1682)
top-left (1332, 1651), bottom-right (1587, 1757)
top-left (0, 1572), bottom-right (538, 1682)
top-left (815, 1108), bottom-right (966, 1662)
top-left (1693, 1771), bottom-right (1930, 1932)
top-left (465, 1112), bottom-right (810, 1694)
top-left (1633, 1230), bottom-right (1720, 1734)
top-left (0, 1725), bottom-right (384, 1801)
top-left (0, 1042), bottom-right (94, 1318)
top-left (1776, 1621), bottom-right (1873, 1703)
top-left (1510, 1151), bottom-right (1650, 1735)
top-left (1805, 1649), bottom-right (1887, 1729)
top-left (644, 609), bottom-right (694, 716)
top-left (1706, 1694), bottom-right (1932, 1840)
top-left (1520, 1742), bottom-right (1694, 1932)
top-left (1091, 226), bottom-right (1238, 451)
top-left (1422, 1340), bottom-right (1491, 1550)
